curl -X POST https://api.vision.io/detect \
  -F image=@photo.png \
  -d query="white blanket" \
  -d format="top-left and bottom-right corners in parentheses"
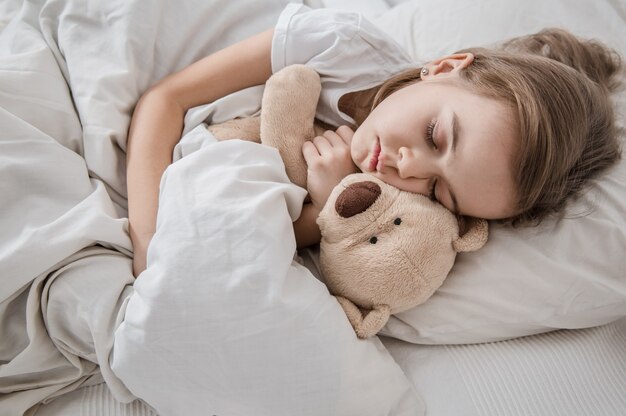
top-left (1, 1), bottom-right (137, 412)
top-left (112, 131), bottom-right (421, 415)
top-left (0, 1), bottom-right (423, 415)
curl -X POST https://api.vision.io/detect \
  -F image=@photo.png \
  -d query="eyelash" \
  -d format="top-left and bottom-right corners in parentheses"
top-left (426, 119), bottom-right (438, 201)
top-left (429, 178), bottom-right (438, 202)
top-left (426, 119), bottom-right (437, 149)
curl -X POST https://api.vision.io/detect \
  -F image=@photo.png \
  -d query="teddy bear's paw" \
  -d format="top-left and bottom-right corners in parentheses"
top-left (355, 304), bottom-right (391, 339)
top-left (207, 117), bottom-right (261, 142)
top-left (266, 64), bottom-right (321, 101)
top-left (336, 297), bottom-right (391, 339)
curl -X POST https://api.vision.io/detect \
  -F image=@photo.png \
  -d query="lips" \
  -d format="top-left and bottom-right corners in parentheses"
top-left (368, 139), bottom-right (381, 172)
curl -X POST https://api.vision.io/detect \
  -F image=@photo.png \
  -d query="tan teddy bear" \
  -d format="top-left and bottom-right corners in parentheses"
top-left (208, 65), bottom-right (488, 339)
top-left (318, 173), bottom-right (488, 338)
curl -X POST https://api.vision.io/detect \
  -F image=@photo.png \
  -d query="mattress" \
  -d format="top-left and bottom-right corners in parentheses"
top-left (384, 318), bottom-right (626, 416)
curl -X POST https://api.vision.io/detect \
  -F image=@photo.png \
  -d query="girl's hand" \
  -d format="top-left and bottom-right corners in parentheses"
top-left (302, 125), bottom-right (358, 210)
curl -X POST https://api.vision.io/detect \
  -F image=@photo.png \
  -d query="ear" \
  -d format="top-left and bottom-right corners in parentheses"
top-left (421, 53), bottom-right (474, 80)
top-left (452, 216), bottom-right (488, 253)
top-left (335, 297), bottom-right (391, 339)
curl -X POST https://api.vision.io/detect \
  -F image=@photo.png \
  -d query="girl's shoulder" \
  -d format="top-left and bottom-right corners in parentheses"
top-left (273, 4), bottom-right (415, 126)
top-left (273, 4), bottom-right (413, 72)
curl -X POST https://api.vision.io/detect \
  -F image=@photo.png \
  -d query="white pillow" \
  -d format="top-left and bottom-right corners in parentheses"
top-left (371, 0), bottom-right (626, 344)
top-left (374, 0), bottom-right (626, 64)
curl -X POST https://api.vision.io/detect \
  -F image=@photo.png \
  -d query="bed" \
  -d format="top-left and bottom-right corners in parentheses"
top-left (1, 0), bottom-right (625, 415)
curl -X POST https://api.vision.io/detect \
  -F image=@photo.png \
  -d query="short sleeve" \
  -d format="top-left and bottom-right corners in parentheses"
top-left (272, 4), bottom-right (414, 126)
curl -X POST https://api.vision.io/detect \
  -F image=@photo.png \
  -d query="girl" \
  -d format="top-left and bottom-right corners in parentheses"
top-left (126, 5), bottom-right (622, 276)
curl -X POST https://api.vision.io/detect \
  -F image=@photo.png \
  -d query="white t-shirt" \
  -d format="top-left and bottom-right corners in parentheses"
top-left (272, 3), bottom-right (415, 127)
top-left (182, 4), bottom-right (415, 134)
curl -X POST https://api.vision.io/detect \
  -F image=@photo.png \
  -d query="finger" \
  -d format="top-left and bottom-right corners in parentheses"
top-left (312, 134), bottom-right (333, 153)
top-left (335, 125), bottom-right (355, 145)
top-left (302, 140), bottom-right (320, 162)
top-left (321, 129), bottom-right (345, 147)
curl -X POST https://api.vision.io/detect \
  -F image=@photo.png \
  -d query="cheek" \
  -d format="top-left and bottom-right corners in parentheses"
top-left (372, 172), bottom-right (424, 194)
top-left (350, 128), bottom-right (369, 162)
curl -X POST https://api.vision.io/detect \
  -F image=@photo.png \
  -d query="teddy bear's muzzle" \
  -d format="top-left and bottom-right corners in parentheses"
top-left (335, 181), bottom-right (381, 218)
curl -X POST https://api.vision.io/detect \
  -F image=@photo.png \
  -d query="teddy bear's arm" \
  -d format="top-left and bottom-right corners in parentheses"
top-left (336, 296), bottom-right (391, 339)
top-left (260, 65), bottom-right (321, 189)
top-left (206, 117), bottom-right (261, 142)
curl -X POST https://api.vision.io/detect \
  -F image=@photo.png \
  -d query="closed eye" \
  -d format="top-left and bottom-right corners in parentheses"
top-left (429, 178), bottom-right (438, 201)
top-left (426, 119), bottom-right (437, 149)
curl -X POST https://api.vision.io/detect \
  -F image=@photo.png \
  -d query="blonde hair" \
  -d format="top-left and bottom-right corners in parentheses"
top-left (349, 29), bottom-right (623, 225)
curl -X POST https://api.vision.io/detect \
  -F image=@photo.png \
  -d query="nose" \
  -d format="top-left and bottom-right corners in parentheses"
top-left (335, 181), bottom-right (381, 218)
top-left (397, 146), bottom-right (436, 180)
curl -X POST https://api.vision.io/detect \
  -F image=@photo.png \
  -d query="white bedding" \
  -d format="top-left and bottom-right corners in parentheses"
top-left (1, 0), bottom-right (421, 415)
top-left (35, 318), bottom-right (626, 416)
top-left (1, 0), bottom-right (625, 415)
top-left (384, 317), bottom-right (626, 416)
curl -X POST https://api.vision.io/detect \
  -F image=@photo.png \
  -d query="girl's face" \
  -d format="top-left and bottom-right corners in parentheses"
top-left (350, 57), bottom-right (519, 220)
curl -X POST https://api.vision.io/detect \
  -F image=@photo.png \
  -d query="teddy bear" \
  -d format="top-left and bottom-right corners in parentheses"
top-left (207, 65), bottom-right (489, 338)
top-left (318, 173), bottom-right (488, 338)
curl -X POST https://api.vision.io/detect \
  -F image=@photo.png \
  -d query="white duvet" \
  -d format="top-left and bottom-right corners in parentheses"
top-left (113, 131), bottom-right (421, 415)
top-left (0, 0), bottom-right (422, 415)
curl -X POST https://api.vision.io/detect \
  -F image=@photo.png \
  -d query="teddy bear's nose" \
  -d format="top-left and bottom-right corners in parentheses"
top-left (335, 181), bottom-right (381, 218)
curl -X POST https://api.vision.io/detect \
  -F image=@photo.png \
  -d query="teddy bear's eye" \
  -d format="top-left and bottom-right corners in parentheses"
top-left (394, 218), bottom-right (402, 225)
top-left (369, 236), bottom-right (378, 244)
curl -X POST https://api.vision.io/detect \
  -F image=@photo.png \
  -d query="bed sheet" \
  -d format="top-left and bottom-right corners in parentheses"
top-left (383, 317), bottom-right (626, 416)
top-left (34, 383), bottom-right (157, 416)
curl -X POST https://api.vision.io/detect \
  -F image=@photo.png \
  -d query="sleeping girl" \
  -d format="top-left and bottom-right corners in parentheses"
top-left (125, 4), bottom-right (622, 277)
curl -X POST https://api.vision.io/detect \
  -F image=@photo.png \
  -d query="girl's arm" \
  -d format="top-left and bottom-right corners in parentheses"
top-left (127, 28), bottom-right (274, 277)
top-left (294, 204), bottom-right (323, 249)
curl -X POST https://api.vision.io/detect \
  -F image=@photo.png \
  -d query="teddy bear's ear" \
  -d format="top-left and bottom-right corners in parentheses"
top-left (452, 217), bottom-right (489, 253)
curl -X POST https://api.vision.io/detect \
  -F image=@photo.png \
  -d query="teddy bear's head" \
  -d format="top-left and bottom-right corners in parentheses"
top-left (317, 173), bottom-right (488, 338)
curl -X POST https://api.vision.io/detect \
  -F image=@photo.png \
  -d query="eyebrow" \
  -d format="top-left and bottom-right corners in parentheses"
top-left (448, 112), bottom-right (460, 214)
